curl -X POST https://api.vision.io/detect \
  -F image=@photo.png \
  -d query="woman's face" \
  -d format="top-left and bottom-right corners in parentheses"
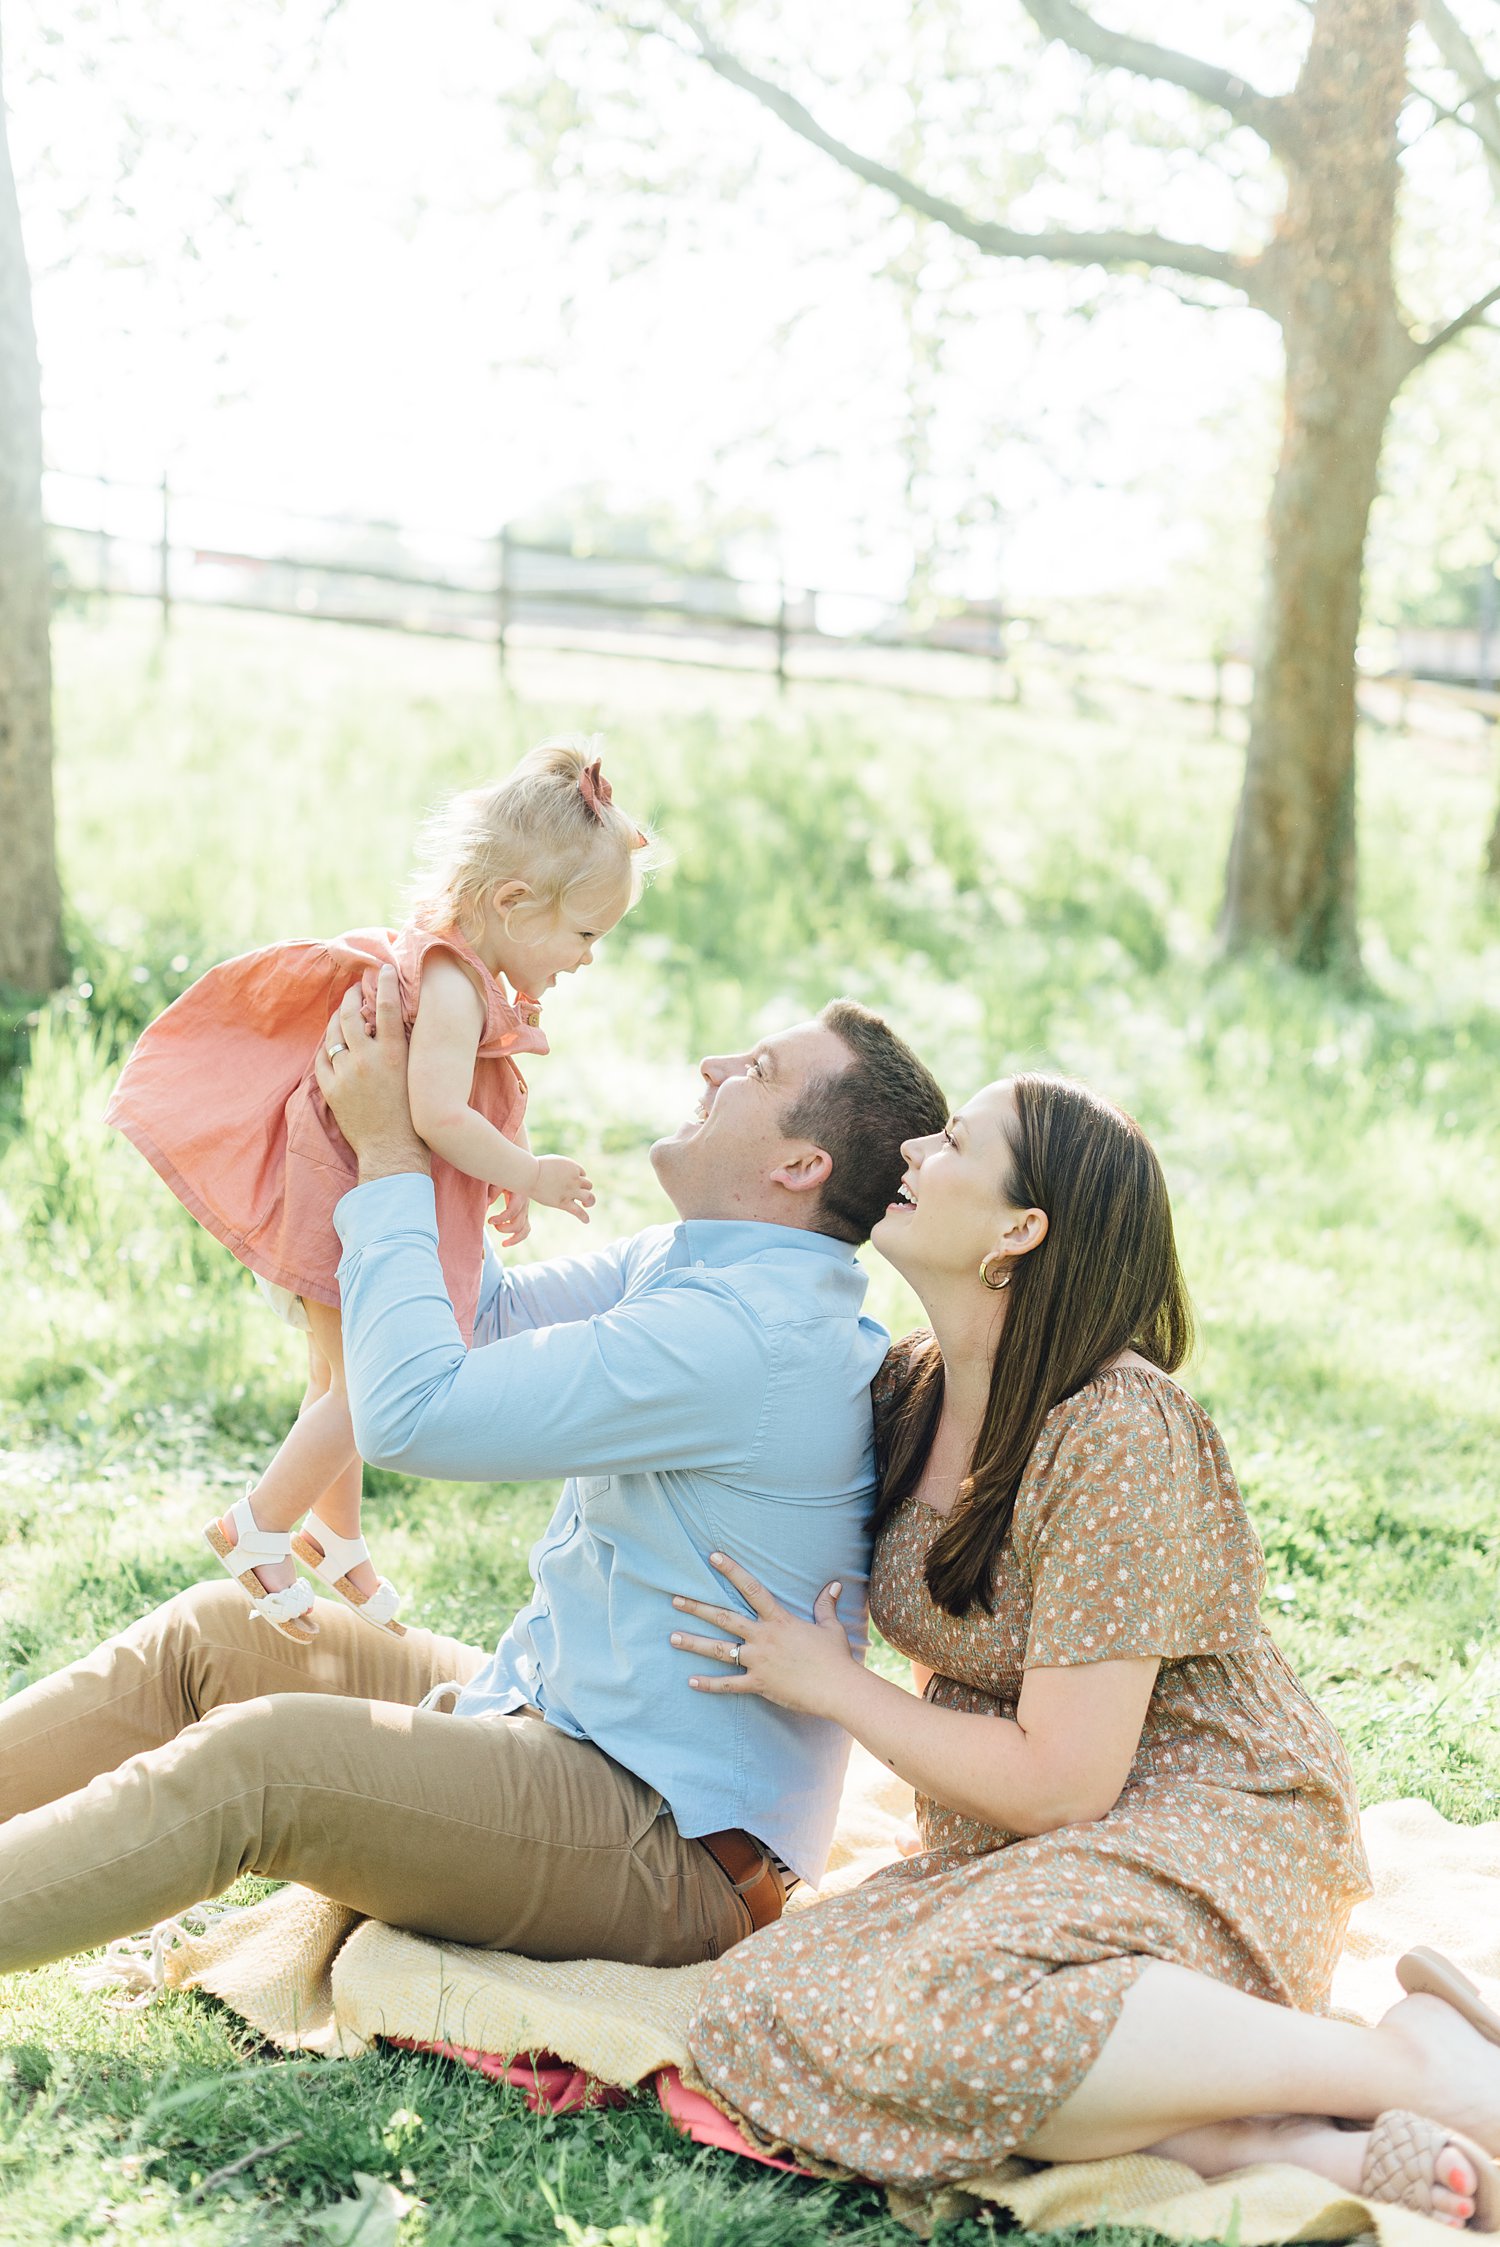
top-left (872, 1079), bottom-right (1038, 1284)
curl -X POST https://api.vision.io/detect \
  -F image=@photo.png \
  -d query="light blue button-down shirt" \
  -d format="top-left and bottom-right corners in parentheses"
top-left (334, 1174), bottom-right (889, 1884)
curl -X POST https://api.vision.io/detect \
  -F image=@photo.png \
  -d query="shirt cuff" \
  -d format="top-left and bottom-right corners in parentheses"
top-left (333, 1171), bottom-right (440, 1254)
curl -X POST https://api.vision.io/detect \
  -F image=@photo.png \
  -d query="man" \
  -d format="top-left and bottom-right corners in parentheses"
top-left (0, 975), bottom-right (946, 1974)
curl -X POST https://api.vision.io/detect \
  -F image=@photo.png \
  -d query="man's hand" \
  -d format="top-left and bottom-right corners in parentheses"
top-left (314, 964), bottom-right (433, 1184)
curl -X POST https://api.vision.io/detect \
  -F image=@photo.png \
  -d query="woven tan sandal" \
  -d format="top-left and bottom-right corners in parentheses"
top-left (290, 1513), bottom-right (406, 1636)
top-left (1398, 1950), bottom-right (1500, 2048)
top-left (203, 1495), bottom-right (319, 1642)
top-left (1363, 2110), bottom-right (1500, 2231)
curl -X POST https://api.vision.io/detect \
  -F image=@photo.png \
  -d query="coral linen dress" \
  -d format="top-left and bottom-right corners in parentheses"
top-left (686, 1355), bottom-right (1371, 2203)
top-left (105, 923), bottom-right (547, 1343)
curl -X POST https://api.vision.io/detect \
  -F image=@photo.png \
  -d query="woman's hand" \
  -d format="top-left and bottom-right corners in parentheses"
top-left (670, 1551), bottom-right (859, 1720)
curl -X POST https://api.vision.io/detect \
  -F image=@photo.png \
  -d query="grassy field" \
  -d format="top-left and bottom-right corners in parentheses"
top-left (1, 603), bottom-right (1498, 2244)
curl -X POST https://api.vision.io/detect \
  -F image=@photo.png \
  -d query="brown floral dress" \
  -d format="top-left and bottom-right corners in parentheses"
top-left (686, 1359), bottom-right (1370, 2194)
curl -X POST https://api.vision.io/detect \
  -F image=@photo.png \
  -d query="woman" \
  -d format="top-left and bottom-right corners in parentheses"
top-left (672, 1075), bottom-right (1500, 2229)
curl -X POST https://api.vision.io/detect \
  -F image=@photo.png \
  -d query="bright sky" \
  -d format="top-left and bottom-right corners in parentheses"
top-left (8, 0), bottom-right (1492, 608)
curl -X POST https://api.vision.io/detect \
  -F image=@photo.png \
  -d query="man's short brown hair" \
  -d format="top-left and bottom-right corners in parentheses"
top-left (784, 1000), bottom-right (948, 1246)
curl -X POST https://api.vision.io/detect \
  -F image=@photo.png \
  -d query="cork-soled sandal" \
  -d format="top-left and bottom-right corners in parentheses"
top-left (203, 1495), bottom-right (319, 1643)
top-left (1398, 1950), bottom-right (1500, 2048)
top-left (291, 1513), bottom-right (406, 1636)
top-left (1362, 2109), bottom-right (1500, 2231)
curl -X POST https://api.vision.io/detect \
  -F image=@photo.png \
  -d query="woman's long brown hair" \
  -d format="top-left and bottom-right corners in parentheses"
top-left (871, 1073), bottom-right (1195, 1617)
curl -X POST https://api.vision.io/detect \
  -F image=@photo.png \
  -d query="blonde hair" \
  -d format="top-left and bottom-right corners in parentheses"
top-left (409, 736), bottom-right (656, 942)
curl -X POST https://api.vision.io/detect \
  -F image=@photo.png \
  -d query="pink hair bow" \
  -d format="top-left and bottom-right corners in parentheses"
top-left (578, 758), bottom-right (614, 817)
top-left (579, 756), bottom-right (648, 847)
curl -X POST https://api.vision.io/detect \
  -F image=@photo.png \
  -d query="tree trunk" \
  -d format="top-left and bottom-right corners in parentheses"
top-left (0, 29), bottom-right (64, 997)
top-left (1220, 0), bottom-right (1417, 978)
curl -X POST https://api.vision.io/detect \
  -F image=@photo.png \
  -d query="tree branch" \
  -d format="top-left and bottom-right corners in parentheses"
top-left (1417, 276), bottom-right (1500, 359)
top-left (1420, 0), bottom-right (1500, 194)
top-left (653, 2), bottom-right (1271, 307)
top-left (1018, 0), bottom-right (1294, 152)
top-left (1404, 73), bottom-right (1500, 145)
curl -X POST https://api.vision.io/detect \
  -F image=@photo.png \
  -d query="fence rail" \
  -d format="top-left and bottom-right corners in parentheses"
top-left (42, 466), bottom-right (1013, 699)
top-left (42, 466), bottom-right (1500, 735)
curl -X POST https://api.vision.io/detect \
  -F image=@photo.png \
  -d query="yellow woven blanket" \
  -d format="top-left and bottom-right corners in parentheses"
top-left (103, 1753), bottom-right (1500, 2244)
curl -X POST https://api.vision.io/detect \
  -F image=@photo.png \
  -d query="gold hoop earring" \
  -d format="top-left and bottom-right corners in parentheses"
top-left (979, 1253), bottom-right (1011, 1292)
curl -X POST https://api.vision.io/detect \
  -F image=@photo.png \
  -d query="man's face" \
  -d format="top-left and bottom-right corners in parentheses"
top-left (651, 1018), bottom-right (852, 1223)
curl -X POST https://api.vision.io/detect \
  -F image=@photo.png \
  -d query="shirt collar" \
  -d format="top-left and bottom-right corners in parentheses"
top-left (672, 1219), bottom-right (860, 1268)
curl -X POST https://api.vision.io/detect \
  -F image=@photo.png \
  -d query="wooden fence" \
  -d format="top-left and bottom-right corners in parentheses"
top-left (42, 466), bottom-right (1013, 701)
top-left (42, 466), bottom-right (1500, 736)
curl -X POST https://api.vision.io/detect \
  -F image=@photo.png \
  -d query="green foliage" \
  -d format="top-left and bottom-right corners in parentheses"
top-left (2, 605), bottom-right (1498, 2243)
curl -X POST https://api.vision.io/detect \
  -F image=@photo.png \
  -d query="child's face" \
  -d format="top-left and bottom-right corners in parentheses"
top-left (487, 871), bottom-right (631, 997)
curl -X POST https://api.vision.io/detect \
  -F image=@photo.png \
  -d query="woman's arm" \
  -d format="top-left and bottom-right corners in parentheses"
top-left (830, 1653), bottom-right (1157, 1835)
top-left (671, 1554), bottom-right (1158, 1838)
top-left (406, 957), bottom-right (591, 1219)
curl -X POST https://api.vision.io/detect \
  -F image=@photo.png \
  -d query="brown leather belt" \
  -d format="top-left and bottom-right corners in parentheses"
top-left (698, 1827), bottom-right (787, 1932)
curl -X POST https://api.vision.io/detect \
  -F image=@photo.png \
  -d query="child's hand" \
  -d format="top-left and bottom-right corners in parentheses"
top-left (489, 1191), bottom-right (532, 1248)
top-left (530, 1154), bottom-right (595, 1224)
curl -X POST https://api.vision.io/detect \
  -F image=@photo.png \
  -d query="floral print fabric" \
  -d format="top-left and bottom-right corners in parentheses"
top-left (687, 1363), bottom-right (1370, 2196)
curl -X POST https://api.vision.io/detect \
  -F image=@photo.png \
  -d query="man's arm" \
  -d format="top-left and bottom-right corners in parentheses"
top-left (335, 1178), bottom-right (766, 1482)
top-left (474, 1232), bottom-right (644, 1339)
top-left (318, 971), bottom-right (763, 1484)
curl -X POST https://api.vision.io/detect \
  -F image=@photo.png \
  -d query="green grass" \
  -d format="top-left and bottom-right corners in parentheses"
top-left (2, 603), bottom-right (1499, 2242)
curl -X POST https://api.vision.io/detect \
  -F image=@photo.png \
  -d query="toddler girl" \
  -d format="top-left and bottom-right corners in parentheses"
top-left (106, 738), bottom-right (651, 1643)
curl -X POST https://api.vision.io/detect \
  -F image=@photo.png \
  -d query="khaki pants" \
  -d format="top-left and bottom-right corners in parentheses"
top-left (0, 1581), bottom-right (753, 1976)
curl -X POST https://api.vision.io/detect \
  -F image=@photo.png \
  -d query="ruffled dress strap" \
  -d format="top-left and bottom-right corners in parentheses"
top-left (390, 923), bottom-right (549, 1059)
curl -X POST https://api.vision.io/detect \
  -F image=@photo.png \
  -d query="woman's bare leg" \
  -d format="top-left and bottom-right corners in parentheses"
top-left (216, 1304), bottom-right (371, 1597)
top-left (1143, 2116), bottom-right (1477, 2228)
top-left (1019, 1963), bottom-right (1500, 2225)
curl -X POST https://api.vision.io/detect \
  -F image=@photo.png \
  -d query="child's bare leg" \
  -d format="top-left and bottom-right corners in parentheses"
top-left (218, 1303), bottom-right (363, 1597)
top-left (286, 1325), bottom-right (379, 1594)
top-left (284, 1301), bottom-right (379, 1596)
top-left (295, 1454), bottom-right (379, 1599)
top-left (308, 1452), bottom-right (364, 1544)
top-left (300, 1330), bottom-right (334, 1413)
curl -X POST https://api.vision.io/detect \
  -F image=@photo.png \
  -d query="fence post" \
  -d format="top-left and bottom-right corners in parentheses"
top-left (159, 470), bottom-right (171, 633)
top-left (1478, 556), bottom-right (1497, 698)
top-left (1211, 645), bottom-right (1226, 739)
top-left (775, 582), bottom-right (789, 695)
top-left (97, 475), bottom-right (110, 604)
top-left (496, 527), bottom-right (511, 677)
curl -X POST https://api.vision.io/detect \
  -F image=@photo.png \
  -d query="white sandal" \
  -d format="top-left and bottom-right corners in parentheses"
top-left (290, 1514), bottom-right (406, 1636)
top-left (203, 1495), bottom-right (319, 1643)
